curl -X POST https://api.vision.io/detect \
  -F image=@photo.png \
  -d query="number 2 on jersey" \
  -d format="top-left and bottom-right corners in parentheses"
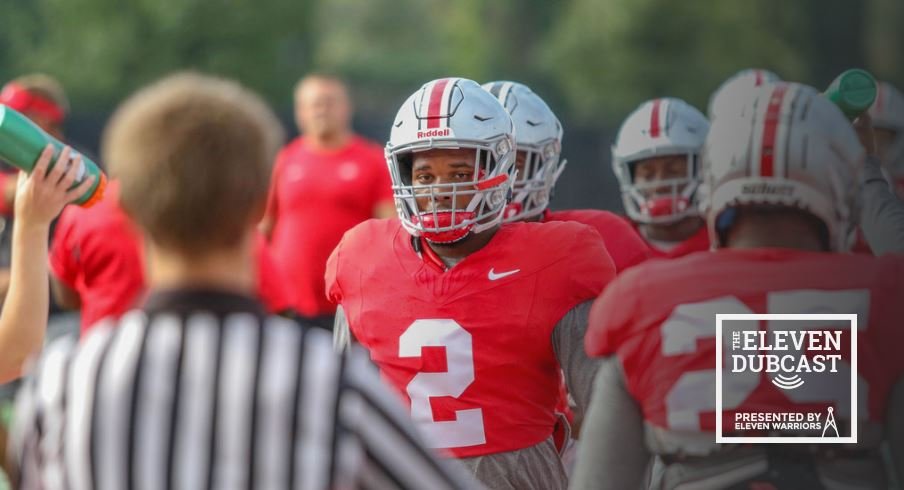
top-left (399, 319), bottom-right (486, 448)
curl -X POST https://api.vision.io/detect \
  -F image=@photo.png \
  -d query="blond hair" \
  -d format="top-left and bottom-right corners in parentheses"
top-left (103, 72), bottom-right (285, 255)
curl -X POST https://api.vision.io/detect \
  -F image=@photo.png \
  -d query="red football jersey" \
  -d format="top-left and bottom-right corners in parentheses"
top-left (545, 209), bottom-right (651, 272)
top-left (625, 217), bottom-right (710, 259)
top-left (51, 181), bottom-right (291, 332)
top-left (50, 181), bottom-right (145, 332)
top-left (266, 135), bottom-right (393, 317)
top-left (586, 249), bottom-right (904, 443)
top-left (326, 219), bottom-right (614, 457)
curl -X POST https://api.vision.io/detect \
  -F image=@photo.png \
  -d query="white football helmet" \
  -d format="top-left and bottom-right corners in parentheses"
top-left (708, 69), bottom-right (781, 121)
top-left (482, 81), bottom-right (565, 222)
top-left (386, 78), bottom-right (516, 244)
top-left (703, 82), bottom-right (864, 252)
top-left (869, 81), bottom-right (904, 176)
top-left (612, 98), bottom-right (710, 225)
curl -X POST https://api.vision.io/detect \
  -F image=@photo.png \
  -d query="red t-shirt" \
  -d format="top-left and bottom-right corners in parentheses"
top-left (587, 249), bottom-right (904, 442)
top-left (545, 209), bottom-right (651, 272)
top-left (326, 219), bottom-right (614, 457)
top-left (50, 181), bottom-right (145, 333)
top-left (266, 136), bottom-right (393, 317)
top-left (50, 182), bottom-right (291, 333)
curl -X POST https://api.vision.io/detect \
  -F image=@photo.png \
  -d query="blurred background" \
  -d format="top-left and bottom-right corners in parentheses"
top-left (1, 0), bottom-right (901, 212)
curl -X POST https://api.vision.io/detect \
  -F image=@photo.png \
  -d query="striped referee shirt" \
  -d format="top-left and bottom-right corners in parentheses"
top-left (9, 289), bottom-right (478, 490)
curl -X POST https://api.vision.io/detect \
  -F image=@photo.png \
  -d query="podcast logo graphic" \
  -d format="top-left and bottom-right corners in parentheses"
top-left (716, 313), bottom-right (857, 444)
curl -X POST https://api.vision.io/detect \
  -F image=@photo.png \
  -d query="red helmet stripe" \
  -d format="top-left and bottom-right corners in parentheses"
top-left (426, 78), bottom-right (451, 129)
top-left (754, 70), bottom-right (763, 86)
top-left (649, 99), bottom-right (662, 138)
top-left (475, 173), bottom-right (508, 190)
top-left (760, 84), bottom-right (789, 177)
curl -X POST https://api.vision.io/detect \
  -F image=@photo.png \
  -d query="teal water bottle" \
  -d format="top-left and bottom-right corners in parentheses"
top-left (824, 69), bottom-right (877, 121)
top-left (0, 104), bottom-right (107, 207)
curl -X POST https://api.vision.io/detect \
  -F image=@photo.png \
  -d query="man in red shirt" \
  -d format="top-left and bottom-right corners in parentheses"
top-left (482, 80), bottom-right (650, 273)
top-left (50, 186), bottom-right (291, 333)
top-left (261, 74), bottom-right (394, 329)
top-left (573, 82), bottom-right (904, 489)
top-left (611, 97), bottom-right (712, 258)
top-left (328, 78), bottom-right (615, 490)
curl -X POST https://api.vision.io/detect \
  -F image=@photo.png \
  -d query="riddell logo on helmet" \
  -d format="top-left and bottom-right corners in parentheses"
top-left (742, 182), bottom-right (795, 196)
top-left (417, 128), bottom-right (451, 139)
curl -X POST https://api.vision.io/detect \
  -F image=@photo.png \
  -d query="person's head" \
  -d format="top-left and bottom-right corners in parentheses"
top-left (707, 68), bottom-right (781, 122)
top-left (703, 82), bottom-right (863, 252)
top-left (386, 77), bottom-right (516, 245)
top-left (0, 74), bottom-right (69, 138)
top-left (293, 74), bottom-right (352, 143)
top-left (481, 81), bottom-right (564, 222)
top-left (612, 98), bottom-right (709, 227)
top-left (868, 81), bottom-right (904, 192)
top-left (103, 72), bottom-right (284, 259)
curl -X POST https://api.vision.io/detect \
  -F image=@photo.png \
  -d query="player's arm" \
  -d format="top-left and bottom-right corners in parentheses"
top-left (0, 147), bottom-right (94, 382)
top-left (855, 114), bottom-right (904, 256)
top-left (551, 300), bottom-right (599, 424)
top-left (339, 346), bottom-right (482, 490)
top-left (859, 156), bottom-right (904, 255)
top-left (570, 356), bottom-right (650, 490)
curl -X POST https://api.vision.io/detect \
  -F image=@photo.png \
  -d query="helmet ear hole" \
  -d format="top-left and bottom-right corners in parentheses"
top-left (397, 153), bottom-right (414, 186)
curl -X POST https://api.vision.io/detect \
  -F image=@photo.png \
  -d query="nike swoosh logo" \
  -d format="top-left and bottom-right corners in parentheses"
top-left (488, 268), bottom-right (520, 281)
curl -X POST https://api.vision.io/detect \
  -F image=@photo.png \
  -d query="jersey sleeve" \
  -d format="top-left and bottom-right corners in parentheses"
top-left (560, 223), bottom-right (616, 304)
top-left (604, 217), bottom-right (652, 272)
top-left (584, 266), bottom-right (643, 357)
top-left (551, 301), bottom-right (598, 416)
top-left (570, 356), bottom-right (650, 490)
top-left (48, 208), bottom-right (79, 288)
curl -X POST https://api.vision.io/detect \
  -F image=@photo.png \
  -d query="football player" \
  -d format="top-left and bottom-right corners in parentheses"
top-left (482, 80), bottom-right (651, 272)
top-left (611, 98), bottom-right (711, 258)
top-left (327, 78), bottom-right (615, 490)
top-left (869, 81), bottom-right (904, 197)
top-left (572, 82), bottom-right (904, 489)
top-left (707, 68), bottom-right (781, 121)
top-left (859, 83), bottom-right (904, 256)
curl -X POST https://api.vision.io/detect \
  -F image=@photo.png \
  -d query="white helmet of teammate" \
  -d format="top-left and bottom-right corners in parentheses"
top-left (482, 81), bottom-right (565, 222)
top-left (612, 98), bottom-right (710, 225)
top-left (708, 69), bottom-right (781, 121)
top-left (386, 77), bottom-right (516, 243)
top-left (869, 81), bottom-right (904, 174)
top-left (703, 82), bottom-right (864, 252)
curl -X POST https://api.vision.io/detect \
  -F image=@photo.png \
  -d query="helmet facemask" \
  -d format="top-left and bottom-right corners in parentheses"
top-left (618, 152), bottom-right (702, 225)
top-left (503, 140), bottom-right (566, 222)
top-left (388, 136), bottom-right (515, 244)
